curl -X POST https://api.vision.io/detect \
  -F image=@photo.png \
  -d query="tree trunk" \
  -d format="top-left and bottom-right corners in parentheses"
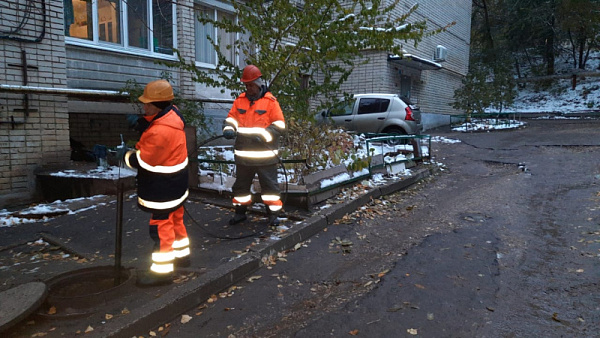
top-left (545, 15), bottom-right (555, 75)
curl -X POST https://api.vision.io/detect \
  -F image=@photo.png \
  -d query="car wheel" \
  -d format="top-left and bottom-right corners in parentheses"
top-left (382, 127), bottom-right (407, 146)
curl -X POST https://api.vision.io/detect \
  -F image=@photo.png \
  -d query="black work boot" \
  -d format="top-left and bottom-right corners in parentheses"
top-left (174, 256), bottom-right (191, 268)
top-left (229, 205), bottom-right (248, 225)
top-left (267, 209), bottom-right (281, 227)
top-left (136, 270), bottom-right (173, 287)
top-left (269, 214), bottom-right (280, 227)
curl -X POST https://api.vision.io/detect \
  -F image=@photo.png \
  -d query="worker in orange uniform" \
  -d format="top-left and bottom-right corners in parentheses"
top-left (122, 79), bottom-right (191, 287)
top-left (223, 65), bottom-right (286, 226)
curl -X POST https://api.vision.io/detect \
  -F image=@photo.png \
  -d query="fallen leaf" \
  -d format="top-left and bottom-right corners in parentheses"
top-left (341, 239), bottom-right (353, 246)
top-left (247, 275), bottom-right (262, 282)
top-left (552, 313), bottom-right (561, 322)
top-left (576, 269), bottom-right (584, 273)
top-left (85, 325), bottom-right (94, 333)
top-left (407, 328), bottom-right (418, 335)
top-left (149, 331), bottom-right (157, 336)
top-left (121, 308), bottom-right (130, 314)
top-left (31, 333), bottom-right (47, 337)
top-left (427, 313), bottom-right (435, 320)
top-left (415, 284), bottom-right (425, 289)
top-left (105, 314), bottom-right (113, 320)
top-left (349, 329), bottom-right (359, 335)
top-left (47, 306), bottom-right (57, 315)
top-left (378, 269), bottom-right (390, 278)
top-left (181, 314), bottom-right (192, 324)
top-left (294, 243), bottom-right (302, 250)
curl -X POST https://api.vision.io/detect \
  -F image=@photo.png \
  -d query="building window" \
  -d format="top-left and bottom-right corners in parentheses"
top-left (194, 4), bottom-right (244, 66)
top-left (64, 0), bottom-right (175, 56)
top-left (128, 0), bottom-right (149, 49)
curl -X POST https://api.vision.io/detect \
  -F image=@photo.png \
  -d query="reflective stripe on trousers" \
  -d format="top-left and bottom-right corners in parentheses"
top-left (148, 206), bottom-right (189, 274)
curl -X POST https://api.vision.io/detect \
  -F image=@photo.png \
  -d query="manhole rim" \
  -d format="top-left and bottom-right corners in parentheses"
top-left (38, 265), bottom-right (134, 319)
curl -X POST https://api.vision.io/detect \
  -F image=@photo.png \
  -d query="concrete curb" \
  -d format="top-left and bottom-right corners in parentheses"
top-left (98, 166), bottom-right (436, 337)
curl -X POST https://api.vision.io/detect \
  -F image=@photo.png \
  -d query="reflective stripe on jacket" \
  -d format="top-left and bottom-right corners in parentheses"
top-left (125, 106), bottom-right (189, 213)
top-left (223, 92), bottom-right (286, 166)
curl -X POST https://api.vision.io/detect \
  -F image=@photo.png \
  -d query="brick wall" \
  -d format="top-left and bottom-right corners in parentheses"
top-left (393, 0), bottom-right (472, 115)
top-left (68, 113), bottom-right (141, 150)
top-left (178, 0), bottom-right (197, 99)
top-left (0, 0), bottom-right (70, 206)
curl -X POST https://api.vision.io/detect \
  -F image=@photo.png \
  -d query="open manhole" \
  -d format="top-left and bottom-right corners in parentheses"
top-left (37, 266), bottom-right (133, 319)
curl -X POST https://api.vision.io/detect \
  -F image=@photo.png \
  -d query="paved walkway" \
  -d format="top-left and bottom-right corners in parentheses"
top-left (0, 167), bottom-right (433, 337)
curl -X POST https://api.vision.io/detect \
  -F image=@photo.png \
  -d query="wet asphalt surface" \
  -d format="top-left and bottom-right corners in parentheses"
top-left (162, 118), bottom-right (600, 337)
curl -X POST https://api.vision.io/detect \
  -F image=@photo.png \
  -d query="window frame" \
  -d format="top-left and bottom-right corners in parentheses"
top-left (194, 1), bottom-right (243, 69)
top-left (64, 0), bottom-right (178, 60)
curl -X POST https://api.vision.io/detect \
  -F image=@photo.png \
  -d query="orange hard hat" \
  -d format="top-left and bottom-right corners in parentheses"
top-left (241, 65), bottom-right (262, 83)
top-left (138, 79), bottom-right (174, 103)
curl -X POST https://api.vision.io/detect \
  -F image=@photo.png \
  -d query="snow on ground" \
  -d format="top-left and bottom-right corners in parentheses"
top-left (50, 166), bottom-right (136, 179)
top-left (496, 51), bottom-right (600, 114)
top-left (452, 119), bottom-right (526, 132)
top-left (1, 195), bottom-right (110, 228)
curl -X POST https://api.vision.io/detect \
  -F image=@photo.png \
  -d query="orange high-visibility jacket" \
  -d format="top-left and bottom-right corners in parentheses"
top-left (125, 106), bottom-right (189, 213)
top-left (223, 92), bottom-right (286, 166)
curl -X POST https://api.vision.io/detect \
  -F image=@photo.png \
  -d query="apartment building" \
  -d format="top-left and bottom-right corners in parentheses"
top-left (0, 0), bottom-right (471, 205)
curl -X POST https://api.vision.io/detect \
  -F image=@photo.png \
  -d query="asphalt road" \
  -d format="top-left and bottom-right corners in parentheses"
top-left (156, 118), bottom-right (600, 338)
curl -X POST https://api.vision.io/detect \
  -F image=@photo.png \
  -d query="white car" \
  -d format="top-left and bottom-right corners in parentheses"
top-left (318, 93), bottom-right (422, 135)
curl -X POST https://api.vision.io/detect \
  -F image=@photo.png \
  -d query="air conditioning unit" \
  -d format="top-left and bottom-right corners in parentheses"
top-left (434, 45), bottom-right (447, 62)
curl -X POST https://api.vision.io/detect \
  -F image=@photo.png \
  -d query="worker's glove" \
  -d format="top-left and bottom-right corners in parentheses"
top-left (223, 130), bottom-right (236, 140)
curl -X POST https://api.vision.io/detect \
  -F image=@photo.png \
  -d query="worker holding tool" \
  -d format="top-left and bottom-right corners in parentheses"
top-left (120, 79), bottom-right (191, 287)
top-left (223, 65), bottom-right (286, 226)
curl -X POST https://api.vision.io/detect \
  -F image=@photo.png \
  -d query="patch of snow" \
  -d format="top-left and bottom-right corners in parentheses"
top-left (452, 119), bottom-right (526, 132)
top-left (431, 136), bottom-right (461, 144)
top-left (50, 166), bottom-right (137, 179)
top-left (321, 172), bottom-right (352, 188)
top-left (0, 195), bottom-right (110, 228)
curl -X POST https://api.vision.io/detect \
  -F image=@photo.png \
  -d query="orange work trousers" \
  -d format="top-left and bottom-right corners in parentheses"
top-left (149, 206), bottom-right (188, 253)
